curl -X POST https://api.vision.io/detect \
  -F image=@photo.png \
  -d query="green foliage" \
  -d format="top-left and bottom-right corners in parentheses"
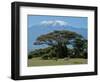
top-left (73, 38), bottom-right (87, 59)
top-left (41, 54), bottom-right (49, 60)
top-left (34, 30), bottom-right (82, 46)
top-left (83, 52), bottom-right (88, 59)
top-left (28, 47), bottom-right (53, 58)
top-left (30, 30), bottom-right (87, 60)
top-left (28, 55), bottom-right (33, 59)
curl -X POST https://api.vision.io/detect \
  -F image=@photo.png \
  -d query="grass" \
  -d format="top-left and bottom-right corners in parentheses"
top-left (28, 57), bottom-right (87, 67)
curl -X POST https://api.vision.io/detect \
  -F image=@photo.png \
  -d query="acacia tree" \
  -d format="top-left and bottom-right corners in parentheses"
top-left (34, 30), bottom-right (83, 59)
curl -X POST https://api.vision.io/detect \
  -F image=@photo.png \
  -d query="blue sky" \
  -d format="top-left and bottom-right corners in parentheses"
top-left (28, 15), bottom-right (87, 28)
top-left (28, 15), bottom-right (88, 52)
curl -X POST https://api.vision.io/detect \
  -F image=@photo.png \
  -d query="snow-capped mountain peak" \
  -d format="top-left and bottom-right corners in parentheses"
top-left (40, 20), bottom-right (68, 26)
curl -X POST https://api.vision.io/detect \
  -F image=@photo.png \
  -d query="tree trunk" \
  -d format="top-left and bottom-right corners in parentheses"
top-left (55, 43), bottom-right (68, 58)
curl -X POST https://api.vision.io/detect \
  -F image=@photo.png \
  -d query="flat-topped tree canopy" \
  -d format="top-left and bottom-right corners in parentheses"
top-left (34, 30), bottom-right (83, 46)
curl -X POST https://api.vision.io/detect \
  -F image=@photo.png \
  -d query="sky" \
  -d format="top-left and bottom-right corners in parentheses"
top-left (28, 15), bottom-right (87, 28)
top-left (28, 15), bottom-right (88, 52)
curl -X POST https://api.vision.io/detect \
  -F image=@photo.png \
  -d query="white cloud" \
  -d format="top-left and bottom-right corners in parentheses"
top-left (41, 20), bottom-right (53, 25)
top-left (55, 20), bottom-right (67, 26)
top-left (40, 20), bottom-right (68, 26)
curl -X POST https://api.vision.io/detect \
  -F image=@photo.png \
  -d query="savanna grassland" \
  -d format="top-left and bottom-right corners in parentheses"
top-left (28, 57), bottom-right (87, 66)
top-left (28, 30), bottom-right (88, 67)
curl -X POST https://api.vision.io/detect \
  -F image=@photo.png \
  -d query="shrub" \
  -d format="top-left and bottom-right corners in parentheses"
top-left (41, 54), bottom-right (49, 60)
top-left (83, 52), bottom-right (88, 59)
top-left (28, 55), bottom-right (33, 59)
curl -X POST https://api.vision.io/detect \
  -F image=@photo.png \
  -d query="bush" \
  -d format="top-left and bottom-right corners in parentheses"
top-left (28, 55), bottom-right (33, 59)
top-left (69, 53), bottom-right (87, 59)
top-left (41, 54), bottom-right (49, 60)
top-left (83, 52), bottom-right (88, 59)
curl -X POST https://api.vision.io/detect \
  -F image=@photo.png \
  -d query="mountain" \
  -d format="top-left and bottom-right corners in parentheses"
top-left (28, 21), bottom-right (87, 51)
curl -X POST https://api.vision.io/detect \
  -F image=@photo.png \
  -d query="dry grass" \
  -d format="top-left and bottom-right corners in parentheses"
top-left (28, 57), bottom-right (87, 67)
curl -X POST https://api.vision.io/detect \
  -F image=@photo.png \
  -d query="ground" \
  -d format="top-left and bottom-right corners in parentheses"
top-left (28, 57), bottom-right (87, 67)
